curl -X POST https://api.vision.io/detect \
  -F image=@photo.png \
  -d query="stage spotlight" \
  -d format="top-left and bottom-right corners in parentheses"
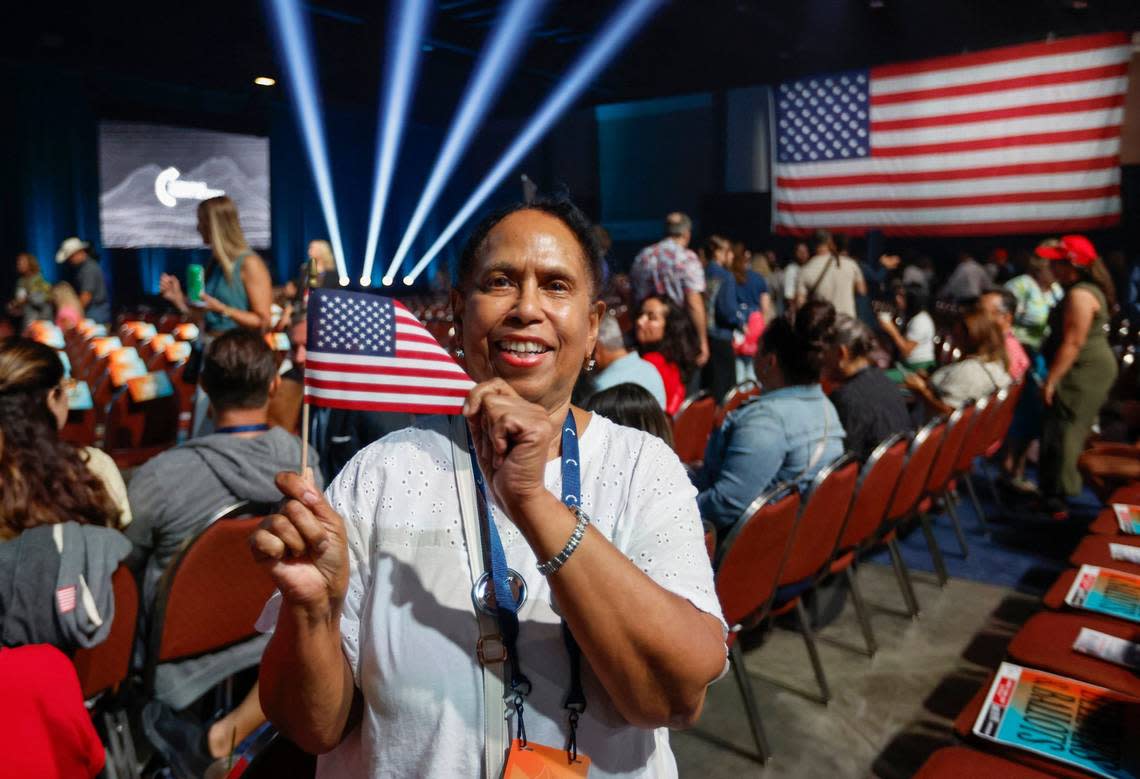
top-left (403, 0), bottom-right (664, 284)
top-left (382, 275), bottom-right (395, 286)
top-left (358, 0), bottom-right (433, 288)
top-left (253, 76), bottom-right (276, 86)
top-left (378, 0), bottom-right (547, 286)
top-left (266, 0), bottom-right (350, 283)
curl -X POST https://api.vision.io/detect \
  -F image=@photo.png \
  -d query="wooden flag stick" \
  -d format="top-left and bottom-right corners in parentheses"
top-left (300, 400), bottom-right (311, 478)
top-left (299, 251), bottom-right (321, 480)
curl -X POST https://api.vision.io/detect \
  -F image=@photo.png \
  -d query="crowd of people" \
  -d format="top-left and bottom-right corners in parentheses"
top-left (0, 192), bottom-right (1136, 778)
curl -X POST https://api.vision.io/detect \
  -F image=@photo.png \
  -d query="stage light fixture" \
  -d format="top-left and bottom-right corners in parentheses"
top-left (403, 0), bottom-right (664, 284)
top-left (358, 0), bottom-right (433, 288)
top-left (266, 0), bottom-right (350, 283)
top-left (253, 76), bottom-right (277, 86)
top-left (378, 0), bottom-right (547, 286)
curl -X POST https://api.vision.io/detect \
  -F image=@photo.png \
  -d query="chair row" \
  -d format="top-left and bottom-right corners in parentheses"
top-left (672, 381), bottom-right (761, 466)
top-left (931, 479), bottom-right (1140, 777)
top-left (709, 382), bottom-right (1024, 762)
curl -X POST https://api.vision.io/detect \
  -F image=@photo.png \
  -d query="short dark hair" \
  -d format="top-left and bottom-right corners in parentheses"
top-left (584, 382), bottom-right (673, 448)
top-left (761, 300), bottom-right (836, 385)
top-left (200, 329), bottom-right (277, 412)
top-left (636, 294), bottom-right (700, 381)
top-left (457, 197), bottom-right (605, 296)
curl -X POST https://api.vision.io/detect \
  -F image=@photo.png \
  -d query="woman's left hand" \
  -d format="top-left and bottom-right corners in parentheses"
top-left (199, 291), bottom-right (227, 314)
top-left (1042, 380), bottom-right (1056, 407)
top-left (463, 379), bottom-right (556, 520)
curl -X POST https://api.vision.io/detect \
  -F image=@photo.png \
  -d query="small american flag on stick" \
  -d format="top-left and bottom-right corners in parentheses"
top-left (304, 288), bottom-right (473, 415)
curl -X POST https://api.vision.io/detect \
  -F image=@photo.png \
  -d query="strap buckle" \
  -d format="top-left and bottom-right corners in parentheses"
top-left (477, 634), bottom-right (508, 664)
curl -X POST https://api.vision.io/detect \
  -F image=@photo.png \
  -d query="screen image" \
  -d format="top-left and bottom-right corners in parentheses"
top-left (99, 121), bottom-right (270, 248)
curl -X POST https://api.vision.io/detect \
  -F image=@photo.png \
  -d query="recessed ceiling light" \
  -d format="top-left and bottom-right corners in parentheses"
top-left (253, 76), bottom-right (276, 87)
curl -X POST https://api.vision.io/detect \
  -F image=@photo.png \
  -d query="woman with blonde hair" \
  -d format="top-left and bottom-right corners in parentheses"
top-left (904, 309), bottom-right (1011, 417)
top-left (159, 196), bottom-right (273, 335)
top-left (51, 282), bottom-right (85, 330)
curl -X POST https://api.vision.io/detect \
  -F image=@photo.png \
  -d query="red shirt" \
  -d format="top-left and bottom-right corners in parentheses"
top-left (643, 351), bottom-right (685, 415)
top-left (0, 645), bottom-right (105, 778)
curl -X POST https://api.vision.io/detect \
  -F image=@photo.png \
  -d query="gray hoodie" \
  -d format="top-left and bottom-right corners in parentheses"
top-left (1, 522), bottom-right (131, 650)
top-left (125, 427), bottom-right (323, 611)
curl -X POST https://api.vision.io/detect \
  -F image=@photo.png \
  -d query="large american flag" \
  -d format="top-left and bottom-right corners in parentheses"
top-left (305, 289), bottom-right (473, 414)
top-left (773, 32), bottom-right (1132, 236)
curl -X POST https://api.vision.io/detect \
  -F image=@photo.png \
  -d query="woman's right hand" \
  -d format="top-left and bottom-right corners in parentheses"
top-left (159, 274), bottom-right (188, 311)
top-left (251, 471), bottom-right (350, 617)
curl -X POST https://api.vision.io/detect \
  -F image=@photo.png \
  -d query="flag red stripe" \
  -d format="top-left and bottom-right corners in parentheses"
top-left (870, 62), bottom-right (1128, 106)
top-left (396, 331), bottom-right (446, 347)
top-left (871, 94), bottom-right (1125, 131)
top-left (774, 213), bottom-right (1120, 237)
top-left (775, 155), bottom-right (1118, 188)
top-left (304, 395), bottom-right (465, 415)
top-left (871, 32), bottom-right (1129, 79)
top-left (305, 359), bottom-right (468, 381)
top-left (871, 125), bottom-right (1121, 157)
top-left (306, 378), bottom-right (470, 397)
top-left (776, 184), bottom-right (1120, 213)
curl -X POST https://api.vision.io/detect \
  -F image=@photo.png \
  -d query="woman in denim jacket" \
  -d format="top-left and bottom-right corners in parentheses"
top-left (694, 301), bottom-right (846, 531)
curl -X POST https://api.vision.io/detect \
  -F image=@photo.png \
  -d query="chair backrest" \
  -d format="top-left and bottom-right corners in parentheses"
top-left (103, 390), bottom-right (180, 453)
top-left (715, 485), bottom-right (801, 628)
top-left (834, 433), bottom-right (910, 553)
top-left (71, 564), bottom-right (139, 700)
top-left (984, 382), bottom-right (1024, 457)
top-left (60, 408), bottom-right (98, 448)
top-left (672, 393), bottom-right (717, 465)
top-left (778, 454), bottom-right (861, 585)
top-left (886, 417), bottom-right (948, 522)
top-left (714, 381), bottom-right (761, 427)
top-left (147, 501), bottom-right (276, 685)
top-left (924, 404), bottom-right (976, 495)
top-left (954, 394), bottom-right (994, 472)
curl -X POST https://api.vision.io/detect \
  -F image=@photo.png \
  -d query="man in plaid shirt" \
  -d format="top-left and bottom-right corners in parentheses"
top-left (631, 212), bottom-right (709, 367)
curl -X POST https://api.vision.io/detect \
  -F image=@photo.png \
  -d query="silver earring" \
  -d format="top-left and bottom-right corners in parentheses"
top-left (586, 358), bottom-right (596, 372)
top-left (454, 347), bottom-right (465, 359)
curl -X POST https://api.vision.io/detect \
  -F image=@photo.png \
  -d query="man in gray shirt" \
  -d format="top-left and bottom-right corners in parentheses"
top-left (55, 237), bottom-right (111, 324)
top-left (938, 252), bottom-right (992, 304)
top-left (590, 314), bottom-right (667, 408)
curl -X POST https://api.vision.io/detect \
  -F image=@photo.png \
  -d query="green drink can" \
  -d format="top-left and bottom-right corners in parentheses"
top-left (187, 263), bottom-right (205, 303)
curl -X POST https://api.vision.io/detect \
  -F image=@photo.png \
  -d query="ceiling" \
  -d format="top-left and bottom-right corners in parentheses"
top-left (10, 0), bottom-right (1140, 125)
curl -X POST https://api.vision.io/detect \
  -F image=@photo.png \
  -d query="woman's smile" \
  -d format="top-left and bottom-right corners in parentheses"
top-left (493, 336), bottom-right (555, 368)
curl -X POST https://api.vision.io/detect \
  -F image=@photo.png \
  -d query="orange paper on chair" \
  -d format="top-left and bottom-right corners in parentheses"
top-left (109, 360), bottom-right (148, 387)
top-left (164, 341), bottom-right (192, 364)
top-left (173, 323), bottom-right (200, 341)
top-left (503, 740), bottom-right (590, 778)
top-left (127, 371), bottom-right (175, 403)
top-left (108, 347), bottom-right (142, 367)
top-left (264, 332), bottom-right (291, 351)
top-left (92, 337), bottom-right (123, 357)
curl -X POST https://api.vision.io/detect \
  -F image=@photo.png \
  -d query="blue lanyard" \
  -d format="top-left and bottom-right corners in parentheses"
top-left (467, 409), bottom-right (586, 755)
top-left (215, 423), bottom-right (270, 434)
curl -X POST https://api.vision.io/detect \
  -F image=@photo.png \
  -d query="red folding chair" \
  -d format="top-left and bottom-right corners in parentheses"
top-left (144, 501), bottom-right (277, 699)
top-left (71, 564), bottom-right (141, 778)
top-left (1007, 611), bottom-right (1140, 698)
top-left (825, 433), bottom-right (910, 656)
top-left (950, 393), bottom-right (996, 534)
top-left (671, 392), bottom-right (717, 467)
top-left (714, 381), bottom-right (760, 428)
top-left (765, 454), bottom-right (860, 702)
top-left (1069, 534), bottom-right (1140, 575)
top-left (915, 404), bottom-right (978, 584)
top-left (102, 389), bottom-right (180, 469)
top-left (713, 484), bottom-right (802, 762)
top-left (878, 417), bottom-right (948, 617)
top-left (914, 747), bottom-right (1058, 779)
top-left (60, 407), bottom-right (98, 447)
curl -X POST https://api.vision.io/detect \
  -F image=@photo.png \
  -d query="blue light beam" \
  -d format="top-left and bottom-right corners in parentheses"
top-left (266, 0), bottom-right (350, 284)
top-left (378, 0), bottom-right (548, 286)
top-left (403, 0), bottom-right (665, 285)
top-left (358, 0), bottom-right (433, 287)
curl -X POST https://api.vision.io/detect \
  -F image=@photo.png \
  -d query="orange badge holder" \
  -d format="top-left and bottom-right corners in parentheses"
top-left (503, 739), bottom-right (591, 778)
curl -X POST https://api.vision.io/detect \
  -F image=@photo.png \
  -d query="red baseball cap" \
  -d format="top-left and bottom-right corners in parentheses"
top-left (1034, 234), bottom-right (1097, 267)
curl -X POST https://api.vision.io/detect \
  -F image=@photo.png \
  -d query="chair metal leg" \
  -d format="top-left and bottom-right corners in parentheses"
top-left (729, 642), bottom-right (771, 762)
top-left (795, 599), bottom-right (831, 704)
top-left (963, 473), bottom-right (992, 536)
top-left (887, 537), bottom-right (921, 618)
top-left (844, 566), bottom-right (877, 657)
top-left (944, 491), bottom-right (970, 558)
top-left (918, 512), bottom-right (949, 587)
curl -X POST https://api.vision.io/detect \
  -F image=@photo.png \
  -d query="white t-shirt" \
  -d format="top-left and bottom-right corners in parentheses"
top-left (904, 311), bottom-right (936, 365)
top-left (279, 414), bottom-right (726, 779)
top-left (929, 358), bottom-right (1011, 409)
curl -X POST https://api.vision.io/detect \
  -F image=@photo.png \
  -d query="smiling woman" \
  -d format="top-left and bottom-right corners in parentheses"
top-left (253, 197), bottom-right (728, 778)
